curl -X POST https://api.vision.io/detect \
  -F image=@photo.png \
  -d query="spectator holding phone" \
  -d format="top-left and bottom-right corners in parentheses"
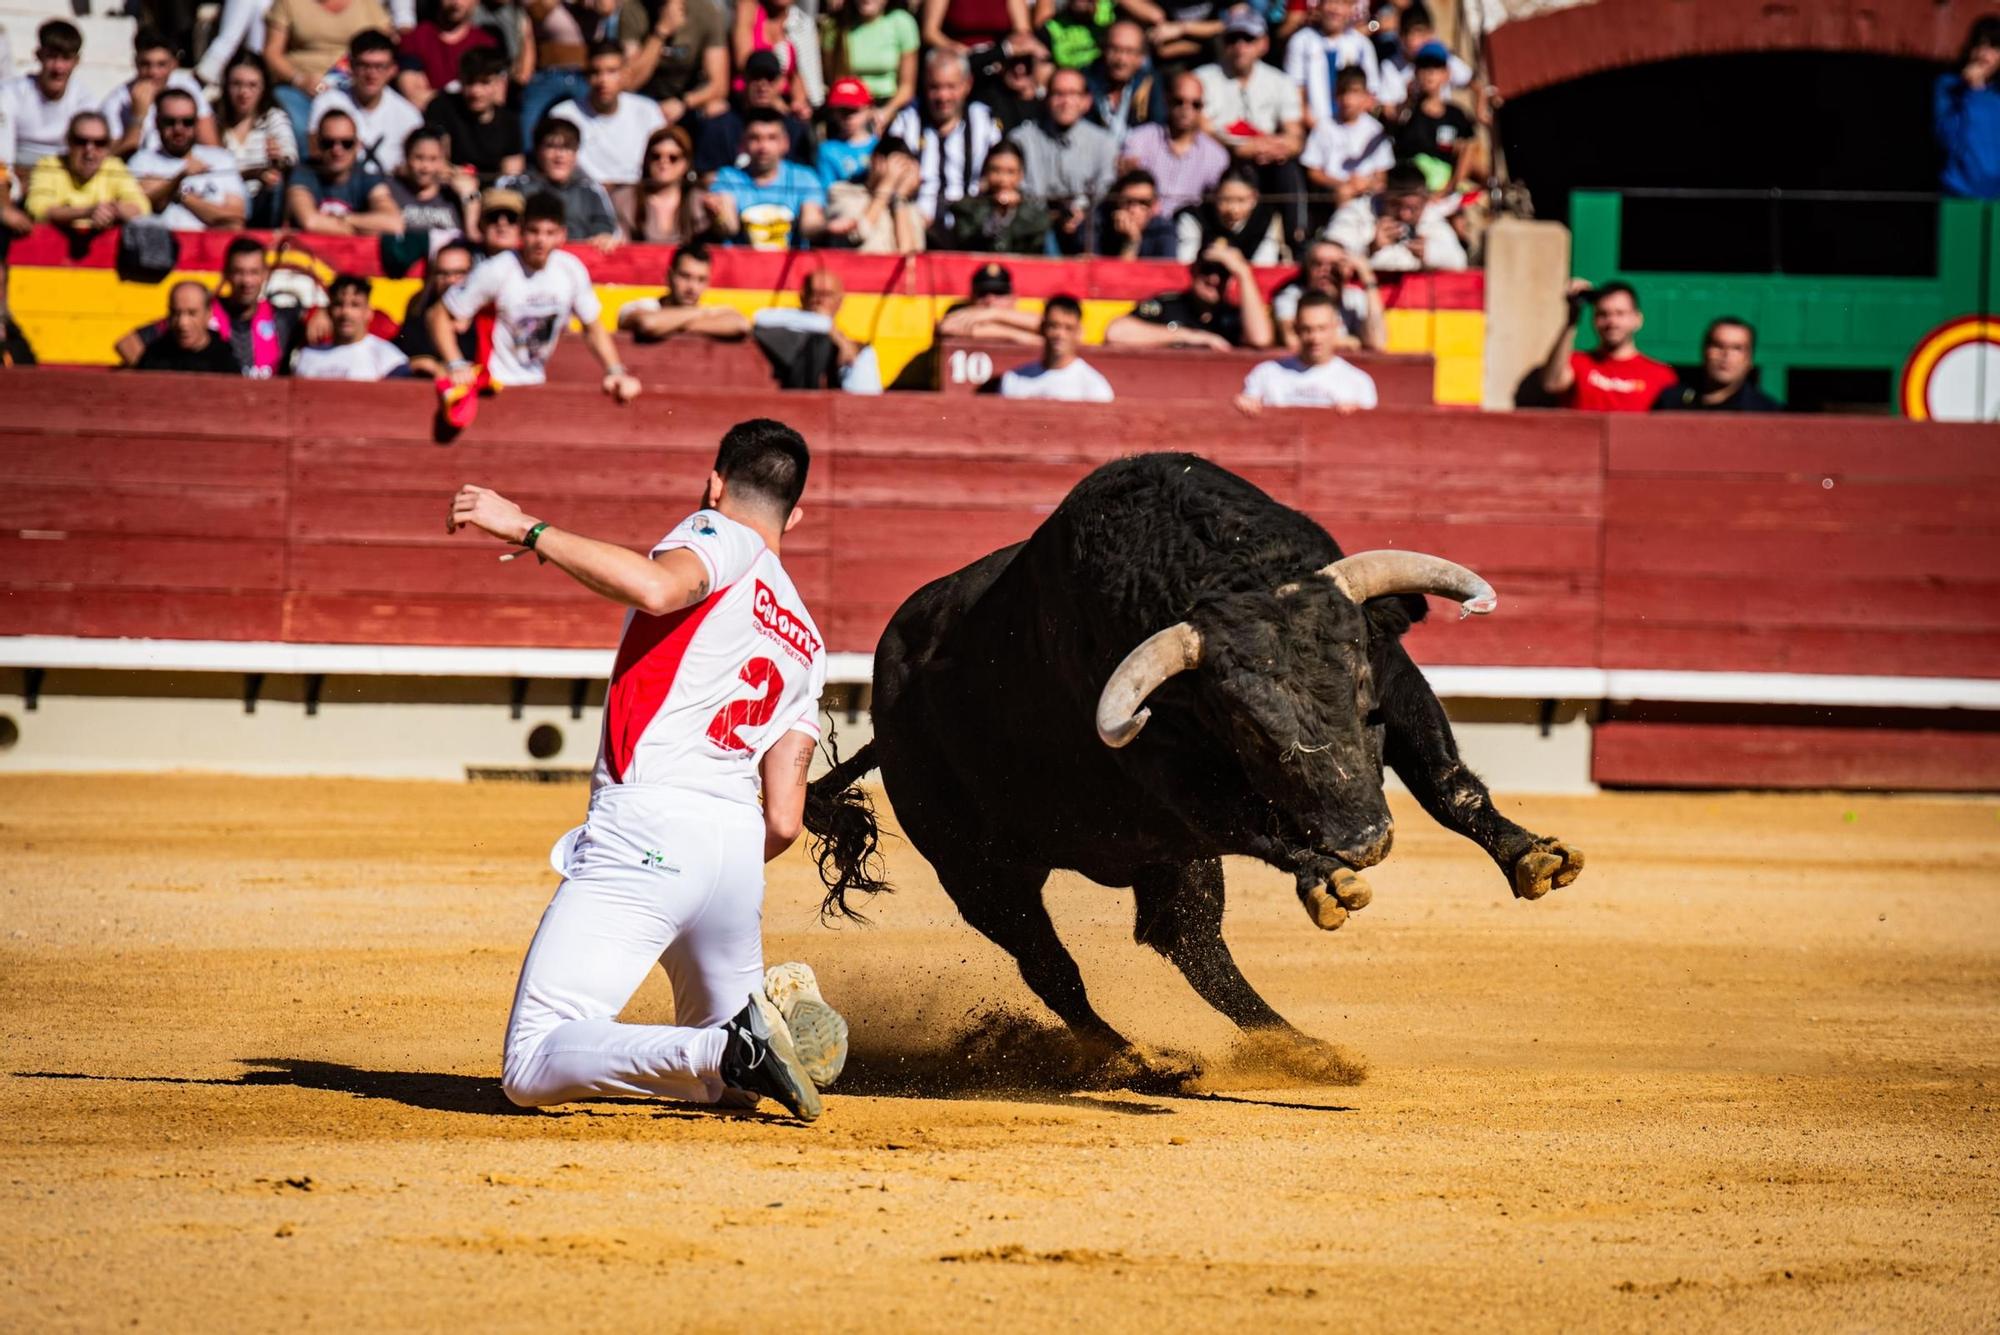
top-left (1538, 278), bottom-right (1676, 412)
top-left (215, 52), bottom-right (297, 229)
top-left (1937, 15), bottom-right (2000, 199)
top-left (1323, 160), bottom-right (1463, 270)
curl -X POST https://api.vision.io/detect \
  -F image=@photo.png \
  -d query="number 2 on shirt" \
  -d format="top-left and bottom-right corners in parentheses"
top-left (706, 657), bottom-right (784, 753)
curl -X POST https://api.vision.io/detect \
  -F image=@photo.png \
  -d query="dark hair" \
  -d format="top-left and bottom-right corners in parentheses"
top-left (66, 110), bottom-right (108, 141)
top-left (1596, 279), bottom-right (1640, 310)
top-left (225, 235), bottom-right (267, 264)
top-left (328, 273), bottom-right (373, 302)
top-left (155, 86), bottom-right (200, 115)
top-left (217, 50), bottom-right (277, 121)
top-left (1704, 314), bottom-right (1754, 352)
top-left (586, 37), bottom-right (624, 62)
top-left (349, 28), bottom-right (396, 59)
top-left (133, 25), bottom-right (173, 56)
top-left (524, 191), bottom-right (568, 227)
top-left (534, 117), bottom-right (581, 147)
top-left (1960, 15), bottom-right (2000, 65)
top-left (1403, 4), bottom-right (1433, 31)
top-left (742, 106), bottom-right (788, 129)
top-left (1112, 167), bottom-right (1156, 194)
top-left (982, 140), bottom-right (1025, 171)
top-left (1383, 162), bottom-right (1427, 195)
top-left (671, 240), bottom-right (713, 268)
top-left (318, 108), bottom-right (357, 138)
top-left (1218, 164), bottom-right (1260, 193)
top-left (873, 135), bottom-right (915, 160)
top-left (434, 238), bottom-right (477, 268)
top-left (714, 418), bottom-right (811, 513)
top-left (1334, 66), bottom-right (1369, 94)
top-left (38, 19), bottom-right (83, 57)
top-left (402, 125), bottom-right (446, 159)
top-left (1295, 289), bottom-right (1340, 317)
top-left (1044, 293), bottom-right (1083, 321)
top-left (459, 47), bottom-right (508, 83)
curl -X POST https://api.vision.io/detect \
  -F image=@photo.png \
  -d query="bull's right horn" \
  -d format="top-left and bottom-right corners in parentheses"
top-left (1318, 549), bottom-right (1499, 617)
top-left (1095, 623), bottom-right (1204, 748)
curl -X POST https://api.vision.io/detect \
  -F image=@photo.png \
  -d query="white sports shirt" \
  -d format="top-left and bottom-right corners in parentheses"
top-left (442, 249), bottom-right (601, 387)
top-left (1241, 355), bottom-right (1379, 409)
top-left (594, 508), bottom-right (827, 805)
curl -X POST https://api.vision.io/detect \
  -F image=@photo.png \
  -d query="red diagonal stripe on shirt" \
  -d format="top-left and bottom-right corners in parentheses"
top-left (604, 585), bottom-right (728, 783)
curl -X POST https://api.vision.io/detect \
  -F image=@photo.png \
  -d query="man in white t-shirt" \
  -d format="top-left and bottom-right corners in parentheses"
top-left (1235, 290), bottom-right (1378, 415)
top-left (550, 41), bottom-right (665, 188)
top-left (309, 31), bottom-right (425, 175)
top-left (999, 295), bottom-right (1113, 403)
top-left (448, 419), bottom-right (844, 1122)
top-left (101, 27), bottom-right (213, 158)
top-left (431, 190), bottom-right (641, 398)
top-left (3, 20), bottom-right (94, 180)
top-left (127, 89), bottom-right (248, 231)
top-left (295, 274), bottom-right (411, 379)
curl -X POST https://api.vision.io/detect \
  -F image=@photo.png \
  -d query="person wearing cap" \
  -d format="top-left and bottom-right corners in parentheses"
top-left (999, 294), bottom-right (1113, 402)
top-left (1193, 5), bottom-right (1305, 238)
top-left (476, 186), bottom-right (526, 255)
top-left (1007, 65), bottom-right (1117, 254)
top-left (816, 78), bottom-right (881, 188)
top-left (499, 118), bottom-right (620, 244)
top-left (710, 107), bottom-right (827, 248)
top-left (824, 137), bottom-right (925, 252)
top-left (421, 47), bottom-right (525, 181)
top-left (548, 41), bottom-right (667, 191)
top-left (933, 262), bottom-right (1043, 345)
top-left (694, 50), bottom-right (818, 176)
top-left (1104, 241), bottom-right (1273, 349)
top-left (1375, 6), bottom-right (1471, 111)
top-left (1392, 40), bottom-right (1482, 194)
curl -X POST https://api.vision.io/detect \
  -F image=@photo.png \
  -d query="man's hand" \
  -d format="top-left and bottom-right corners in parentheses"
top-left (448, 484), bottom-right (537, 543)
top-left (2, 201), bottom-right (34, 237)
top-left (87, 201), bottom-right (121, 230)
top-left (1232, 392), bottom-right (1264, 417)
top-left (589, 233), bottom-right (620, 254)
top-left (602, 371), bottom-right (641, 403)
top-left (1202, 237), bottom-right (1250, 276)
top-left (306, 308), bottom-right (334, 343)
top-left (1562, 276), bottom-right (1592, 325)
top-left (447, 361), bottom-right (482, 388)
top-left (1965, 46), bottom-right (1999, 88)
top-left (1178, 328), bottom-right (1232, 350)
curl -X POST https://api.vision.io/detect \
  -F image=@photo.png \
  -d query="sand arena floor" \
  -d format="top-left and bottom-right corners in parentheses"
top-left (1, 774), bottom-right (1997, 1331)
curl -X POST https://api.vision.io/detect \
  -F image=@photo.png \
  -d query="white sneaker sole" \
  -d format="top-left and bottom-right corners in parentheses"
top-left (765, 962), bottom-right (849, 1088)
top-left (749, 991), bottom-right (822, 1121)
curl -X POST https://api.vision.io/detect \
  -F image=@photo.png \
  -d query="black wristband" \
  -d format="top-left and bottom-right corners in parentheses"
top-left (521, 520), bottom-right (550, 563)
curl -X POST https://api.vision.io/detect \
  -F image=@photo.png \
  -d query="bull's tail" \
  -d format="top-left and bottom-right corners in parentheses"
top-left (804, 740), bottom-right (890, 923)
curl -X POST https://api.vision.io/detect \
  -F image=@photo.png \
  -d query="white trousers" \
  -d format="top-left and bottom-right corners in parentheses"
top-left (501, 786), bottom-right (767, 1108)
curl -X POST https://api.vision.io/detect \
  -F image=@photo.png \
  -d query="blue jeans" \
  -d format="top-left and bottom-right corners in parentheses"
top-left (517, 68), bottom-right (590, 153)
top-left (273, 83), bottom-right (313, 156)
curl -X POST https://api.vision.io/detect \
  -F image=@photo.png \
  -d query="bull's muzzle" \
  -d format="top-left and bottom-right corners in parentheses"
top-left (1339, 819), bottom-right (1394, 870)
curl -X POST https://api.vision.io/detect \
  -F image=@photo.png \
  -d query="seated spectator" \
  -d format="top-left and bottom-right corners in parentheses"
top-left (1375, 5), bottom-right (1470, 111)
top-left (887, 49), bottom-right (1002, 224)
top-left (296, 274), bottom-right (412, 380)
top-left (999, 294), bottom-right (1112, 401)
top-left (310, 31), bottom-right (423, 176)
top-left (1284, 0), bottom-right (1379, 123)
top-left (1653, 316), bottom-right (1784, 413)
top-left (421, 48), bottom-right (525, 181)
top-left (620, 0), bottom-right (730, 129)
top-left (1234, 290), bottom-right (1377, 414)
top-left (825, 136), bottom-right (927, 252)
top-left (475, 186), bottom-right (525, 255)
top-left (101, 27), bottom-right (214, 158)
top-left (1272, 238), bottom-right (1383, 351)
top-left (1937, 15), bottom-right (2000, 199)
top-left (621, 125), bottom-right (718, 243)
top-left (711, 108), bottom-right (828, 248)
top-left (617, 242), bottom-right (752, 340)
top-left (392, 127), bottom-right (479, 233)
top-left (26, 113), bottom-right (149, 233)
top-left (1039, 0), bottom-right (1113, 72)
top-left (751, 268), bottom-right (883, 392)
top-left (1008, 66), bottom-right (1117, 253)
top-left (1144, 0), bottom-right (1223, 65)
top-left (935, 141), bottom-right (1051, 253)
top-left (1324, 161), bottom-right (1464, 270)
top-left (1538, 279), bottom-right (1677, 412)
top-left (550, 42), bottom-right (666, 190)
top-left (1118, 71), bottom-right (1228, 218)
top-left (934, 261), bottom-right (1042, 344)
top-left (917, 0), bottom-right (1041, 74)
top-left (213, 235), bottom-right (319, 375)
top-left (396, 0), bottom-right (502, 109)
top-left (1393, 42), bottom-right (1481, 194)
top-left (398, 239), bottom-right (478, 375)
top-left (1301, 67), bottom-right (1393, 207)
top-left (515, 0), bottom-right (616, 158)
top-left (214, 52), bottom-right (298, 229)
top-left (286, 109), bottom-right (404, 234)
top-left (1086, 21), bottom-right (1159, 139)
top-left (136, 282), bottom-right (244, 375)
top-left (816, 78), bottom-right (882, 187)
top-left (1193, 7), bottom-right (1305, 240)
top-left (824, 0), bottom-right (921, 129)
top-left (979, 42), bottom-right (1047, 131)
top-left (4, 21), bottom-right (96, 183)
top-left (1104, 244), bottom-right (1272, 349)
top-left (499, 118), bottom-right (620, 243)
top-left (432, 191), bottom-right (641, 398)
top-left (263, 0), bottom-right (395, 149)
top-left (1175, 166), bottom-right (1281, 265)
top-left (128, 89), bottom-right (249, 231)
top-left (732, 0), bottom-right (814, 121)
top-left (1093, 167), bottom-right (1174, 258)
top-left (695, 50), bottom-right (819, 175)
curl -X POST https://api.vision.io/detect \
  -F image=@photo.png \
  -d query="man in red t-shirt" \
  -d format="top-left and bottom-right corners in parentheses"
top-left (1538, 278), bottom-right (1677, 412)
top-left (396, 0), bottom-right (503, 109)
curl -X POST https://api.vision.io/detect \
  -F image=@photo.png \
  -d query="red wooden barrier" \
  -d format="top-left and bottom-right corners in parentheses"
top-left (931, 336), bottom-right (1437, 407)
top-left (543, 334), bottom-right (776, 391)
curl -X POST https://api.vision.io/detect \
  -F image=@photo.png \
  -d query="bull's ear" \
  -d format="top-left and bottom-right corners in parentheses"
top-left (1361, 592), bottom-right (1428, 640)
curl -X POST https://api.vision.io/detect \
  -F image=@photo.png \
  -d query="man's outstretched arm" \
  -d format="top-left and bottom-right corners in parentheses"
top-left (449, 484), bottom-right (710, 615)
top-left (758, 729), bottom-right (815, 862)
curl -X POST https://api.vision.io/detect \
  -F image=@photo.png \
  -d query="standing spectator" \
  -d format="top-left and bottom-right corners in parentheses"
top-left (1284, 0), bottom-right (1379, 122)
top-left (1937, 15), bottom-right (2000, 199)
top-left (621, 124), bottom-right (718, 242)
top-left (550, 41), bottom-right (666, 189)
top-left (733, 0), bottom-right (813, 120)
top-left (3, 21), bottom-right (95, 181)
top-left (1174, 165), bottom-right (1281, 264)
top-left (825, 135), bottom-right (926, 251)
top-left (432, 191), bottom-right (641, 397)
top-left (933, 260), bottom-right (1041, 342)
top-left (297, 274), bottom-right (412, 379)
top-left (1233, 289), bottom-right (1377, 413)
top-left (263, 0), bottom-right (396, 148)
top-left (1271, 236), bottom-right (1383, 351)
top-left (1653, 317), bottom-right (1784, 413)
top-left (620, 0), bottom-right (729, 128)
top-left (1374, 6), bottom-right (1469, 111)
top-left (499, 117), bottom-right (620, 241)
top-left (1538, 279), bottom-right (1677, 412)
top-left (398, 238), bottom-right (478, 374)
top-left (127, 89), bottom-right (249, 231)
top-left (286, 108), bottom-right (405, 233)
top-left (101, 28), bottom-right (215, 158)
top-left (1301, 66), bottom-right (1392, 206)
top-left (816, 78), bottom-right (882, 187)
top-left (999, 293), bottom-right (1113, 401)
top-left (888, 49), bottom-right (1002, 223)
top-left (1008, 66), bottom-right (1117, 252)
top-left (695, 51), bottom-right (819, 174)
top-left (391, 127), bottom-right (480, 231)
top-left (515, 0), bottom-right (618, 155)
top-left (396, 0), bottom-right (503, 108)
top-left (214, 52), bottom-right (297, 228)
top-left (421, 47), bottom-right (526, 180)
top-left (616, 241), bottom-right (753, 340)
top-left (1324, 160), bottom-right (1463, 269)
top-left (711, 108), bottom-right (828, 246)
top-left (1193, 7), bottom-right (1305, 239)
top-left (136, 283), bottom-right (245, 375)
top-left (310, 31), bottom-right (424, 175)
top-left (1118, 71), bottom-right (1227, 218)
top-left (935, 139), bottom-right (1049, 252)
top-left (26, 113), bottom-right (149, 233)
top-left (1092, 167), bottom-right (1174, 257)
top-left (1086, 21), bottom-right (1158, 139)
top-left (475, 186), bottom-right (525, 255)
top-left (1393, 42), bottom-right (1479, 194)
top-left (824, 0), bottom-right (921, 129)
top-left (1104, 245), bottom-right (1272, 348)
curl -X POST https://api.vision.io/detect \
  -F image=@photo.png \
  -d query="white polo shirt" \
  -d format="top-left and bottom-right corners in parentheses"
top-left (1241, 355), bottom-right (1378, 409)
top-left (999, 357), bottom-right (1115, 402)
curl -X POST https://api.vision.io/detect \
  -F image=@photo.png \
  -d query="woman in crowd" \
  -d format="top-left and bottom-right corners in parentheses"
top-left (823, 0), bottom-right (919, 130)
top-left (936, 140), bottom-right (1049, 252)
top-left (391, 127), bottom-right (480, 233)
top-left (1175, 167), bottom-right (1283, 265)
top-left (214, 50), bottom-right (298, 228)
top-left (262, 0), bottom-right (396, 144)
top-left (620, 124), bottom-right (717, 244)
top-left (824, 135), bottom-right (925, 252)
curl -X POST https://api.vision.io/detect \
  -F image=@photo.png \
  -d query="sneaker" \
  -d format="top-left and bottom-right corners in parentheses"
top-left (765, 961), bottom-right (848, 1087)
top-left (718, 992), bottom-right (822, 1122)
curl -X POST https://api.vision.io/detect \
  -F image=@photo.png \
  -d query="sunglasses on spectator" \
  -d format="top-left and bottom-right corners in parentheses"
top-left (1222, 31), bottom-right (1257, 41)
top-left (650, 148), bottom-right (685, 162)
top-left (1117, 194), bottom-right (1156, 208)
top-left (158, 115), bottom-right (197, 128)
top-left (486, 209), bottom-right (521, 223)
top-left (355, 58), bottom-right (396, 70)
top-left (321, 136), bottom-right (357, 148)
top-left (1172, 96), bottom-right (1203, 106)
top-left (71, 134), bottom-right (110, 148)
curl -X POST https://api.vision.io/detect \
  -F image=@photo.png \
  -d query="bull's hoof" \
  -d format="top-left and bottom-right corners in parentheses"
top-left (1511, 837), bottom-right (1584, 900)
top-left (1088, 1044), bottom-right (1199, 1094)
top-left (1299, 868), bottom-right (1372, 931)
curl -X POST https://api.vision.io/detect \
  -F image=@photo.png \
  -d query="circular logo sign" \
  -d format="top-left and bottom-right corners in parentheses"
top-left (1900, 316), bottom-right (2000, 421)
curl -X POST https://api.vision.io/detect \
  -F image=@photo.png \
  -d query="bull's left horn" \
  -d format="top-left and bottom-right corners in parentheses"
top-left (1096, 623), bottom-right (1204, 748)
top-left (1318, 549), bottom-right (1498, 616)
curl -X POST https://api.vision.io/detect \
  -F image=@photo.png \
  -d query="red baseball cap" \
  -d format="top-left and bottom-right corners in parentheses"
top-left (826, 77), bottom-right (873, 109)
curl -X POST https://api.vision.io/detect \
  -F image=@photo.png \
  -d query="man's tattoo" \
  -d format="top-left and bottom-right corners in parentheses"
top-left (687, 576), bottom-right (709, 606)
top-left (793, 743), bottom-right (813, 781)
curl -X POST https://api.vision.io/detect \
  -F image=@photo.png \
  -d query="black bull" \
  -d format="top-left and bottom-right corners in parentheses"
top-left (805, 453), bottom-right (1583, 1078)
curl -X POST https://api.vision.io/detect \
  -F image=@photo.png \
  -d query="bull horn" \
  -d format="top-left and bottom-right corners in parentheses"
top-left (1095, 623), bottom-right (1204, 748)
top-left (1318, 549), bottom-right (1499, 617)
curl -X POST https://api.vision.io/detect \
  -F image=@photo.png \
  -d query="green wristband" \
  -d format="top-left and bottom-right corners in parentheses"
top-left (521, 521), bottom-right (550, 563)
